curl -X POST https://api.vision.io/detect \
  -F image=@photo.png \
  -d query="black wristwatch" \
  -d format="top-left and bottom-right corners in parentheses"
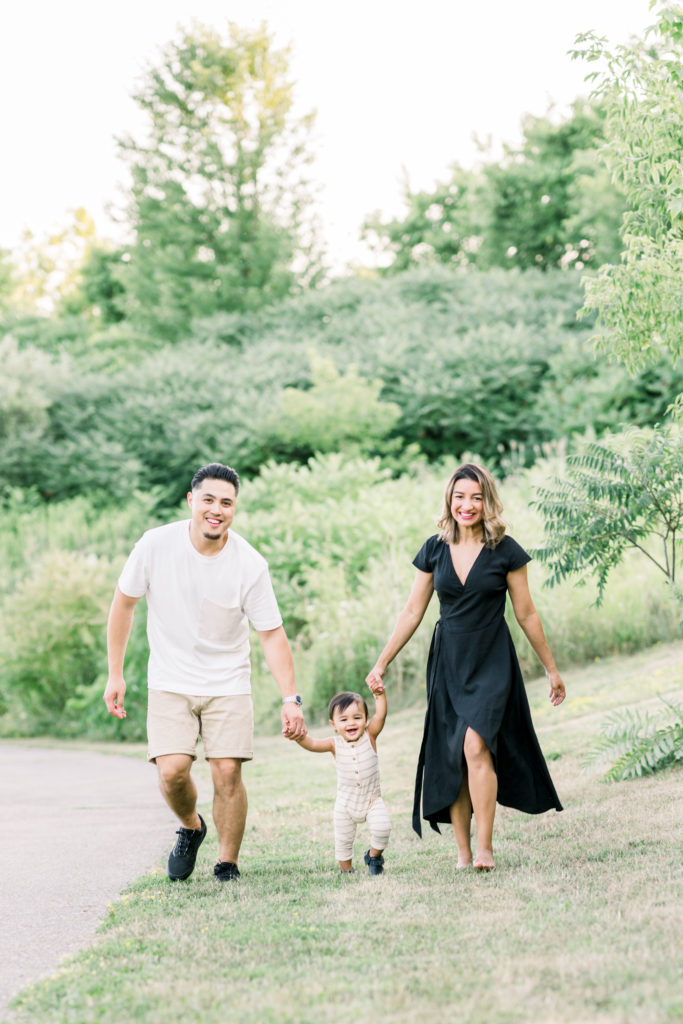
top-left (282, 695), bottom-right (303, 707)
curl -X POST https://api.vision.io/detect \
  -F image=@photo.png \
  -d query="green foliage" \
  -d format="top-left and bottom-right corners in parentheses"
top-left (237, 453), bottom-right (439, 634)
top-left (117, 22), bottom-right (320, 341)
top-left (262, 352), bottom-right (401, 462)
top-left (362, 165), bottom-right (484, 270)
top-left (4, 265), bottom-right (680, 505)
top-left (66, 245), bottom-right (127, 324)
top-left (0, 337), bottom-right (69, 486)
top-left (583, 700), bottom-right (683, 780)
top-left (480, 100), bottom-right (624, 271)
top-left (573, 4), bottom-right (683, 368)
top-left (364, 100), bottom-right (625, 274)
top-left (532, 424), bottom-right (683, 603)
top-left (0, 551), bottom-right (112, 732)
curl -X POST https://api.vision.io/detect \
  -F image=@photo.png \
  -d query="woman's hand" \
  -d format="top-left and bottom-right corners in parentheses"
top-left (547, 670), bottom-right (566, 707)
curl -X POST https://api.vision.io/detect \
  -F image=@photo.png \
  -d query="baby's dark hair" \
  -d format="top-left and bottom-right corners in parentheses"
top-left (328, 691), bottom-right (369, 720)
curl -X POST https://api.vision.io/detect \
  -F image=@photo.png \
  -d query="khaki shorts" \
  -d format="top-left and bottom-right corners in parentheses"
top-left (147, 690), bottom-right (254, 763)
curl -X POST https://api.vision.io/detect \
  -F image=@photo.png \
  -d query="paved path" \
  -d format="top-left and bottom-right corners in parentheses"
top-left (0, 743), bottom-right (180, 1019)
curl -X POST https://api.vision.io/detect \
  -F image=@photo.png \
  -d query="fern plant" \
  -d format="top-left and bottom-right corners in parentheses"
top-left (583, 699), bottom-right (683, 781)
top-left (532, 423), bottom-right (682, 603)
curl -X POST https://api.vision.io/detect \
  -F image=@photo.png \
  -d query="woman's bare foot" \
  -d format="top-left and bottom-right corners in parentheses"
top-left (456, 846), bottom-right (472, 870)
top-left (473, 850), bottom-right (495, 871)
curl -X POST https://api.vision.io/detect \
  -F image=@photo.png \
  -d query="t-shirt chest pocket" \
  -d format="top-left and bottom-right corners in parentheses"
top-left (198, 598), bottom-right (244, 642)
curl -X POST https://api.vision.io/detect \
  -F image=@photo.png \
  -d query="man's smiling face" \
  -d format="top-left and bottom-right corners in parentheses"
top-left (187, 477), bottom-right (237, 549)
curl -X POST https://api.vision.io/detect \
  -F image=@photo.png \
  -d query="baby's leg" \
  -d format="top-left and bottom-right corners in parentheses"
top-left (334, 803), bottom-right (357, 872)
top-left (367, 797), bottom-right (391, 856)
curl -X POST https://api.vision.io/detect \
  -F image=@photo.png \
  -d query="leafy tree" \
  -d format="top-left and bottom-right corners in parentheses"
top-left (362, 101), bottom-right (624, 273)
top-left (479, 100), bottom-right (624, 270)
top-left (572, 4), bottom-right (683, 368)
top-left (117, 21), bottom-right (320, 341)
top-left (532, 425), bottom-right (682, 603)
top-left (7, 209), bottom-right (98, 315)
top-left (63, 245), bottom-right (127, 324)
top-left (362, 166), bottom-right (484, 271)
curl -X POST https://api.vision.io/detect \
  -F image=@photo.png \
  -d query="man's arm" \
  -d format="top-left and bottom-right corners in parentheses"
top-left (103, 587), bottom-right (140, 719)
top-left (256, 626), bottom-right (306, 739)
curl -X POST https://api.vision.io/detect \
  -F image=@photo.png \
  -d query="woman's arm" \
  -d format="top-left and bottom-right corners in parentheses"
top-left (506, 565), bottom-right (566, 706)
top-left (366, 569), bottom-right (434, 688)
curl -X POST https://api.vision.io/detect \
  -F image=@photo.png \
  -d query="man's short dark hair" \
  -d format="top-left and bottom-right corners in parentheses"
top-left (191, 463), bottom-right (240, 494)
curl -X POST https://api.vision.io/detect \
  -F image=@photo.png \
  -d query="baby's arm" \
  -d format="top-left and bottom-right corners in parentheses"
top-left (367, 690), bottom-right (387, 740)
top-left (296, 735), bottom-right (335, 754)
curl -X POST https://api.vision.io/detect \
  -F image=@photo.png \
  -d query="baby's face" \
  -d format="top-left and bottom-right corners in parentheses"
top-left (330, 701), bottom-right (367, 742)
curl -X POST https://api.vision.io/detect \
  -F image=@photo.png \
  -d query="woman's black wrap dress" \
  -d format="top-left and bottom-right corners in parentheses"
top-left (412, 534), bottom-right (562, 836)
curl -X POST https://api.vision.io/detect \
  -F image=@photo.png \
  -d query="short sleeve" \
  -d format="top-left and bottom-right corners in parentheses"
top-left (242, 566), bottom-right (283, 631)
top-left (412, 535), bottom-right (440, 574)
top-left (502, 535), bottom-right (532, 573)
top-left (118, 535), bottom-right (150, 598)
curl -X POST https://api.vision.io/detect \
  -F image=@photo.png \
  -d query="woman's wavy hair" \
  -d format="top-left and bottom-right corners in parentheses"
top-left (437, 463), bottom-right (506, 548)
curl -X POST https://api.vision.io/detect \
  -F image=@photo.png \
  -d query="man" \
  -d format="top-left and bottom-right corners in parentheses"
top-left (104, 462), bottom-right (306, 882)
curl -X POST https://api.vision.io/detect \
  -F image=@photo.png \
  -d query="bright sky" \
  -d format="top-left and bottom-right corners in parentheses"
top-left (0, 0), bottom-right (653, 268)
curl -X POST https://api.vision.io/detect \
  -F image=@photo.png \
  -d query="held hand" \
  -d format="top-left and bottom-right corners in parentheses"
top-left (365, 665), bottom-right (386, 693)
top-left (547, 670), bottom-right (566, 707)
top-left (103, 677), bottom-right (127, 719)
top-left (281, 705), bottom-right (306, 741)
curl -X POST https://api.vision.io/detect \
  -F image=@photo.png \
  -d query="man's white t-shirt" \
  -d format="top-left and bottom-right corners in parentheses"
top-left (118, 520), bottom-right (283, 696)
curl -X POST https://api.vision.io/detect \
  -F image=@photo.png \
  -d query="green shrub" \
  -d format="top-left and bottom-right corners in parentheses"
top-left (0, 551), bottom-right (112, 734)
top-left (582, 699), bottom-right (683, 780)
top-left (0, 548), bottom-right (150, 740)
top-left (5, 265), bottom-right (679, 505)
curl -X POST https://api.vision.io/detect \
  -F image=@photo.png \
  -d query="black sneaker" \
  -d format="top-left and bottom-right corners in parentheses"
top-left (214, 861), bottom-right (240, 881)
top-left (167, 815), bottom-right (207, 880)
top-left (364, 849), bottom-right (385, 876)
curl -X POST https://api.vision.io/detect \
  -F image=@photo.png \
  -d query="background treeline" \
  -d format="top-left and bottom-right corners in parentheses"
top-left (0, 14), bottom-right (681, 742)
top-left (2, 268), bottom-right (680, 506)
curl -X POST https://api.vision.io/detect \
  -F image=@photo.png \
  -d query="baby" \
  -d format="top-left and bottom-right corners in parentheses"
top-left (296, 686), bottom-right (391, 875)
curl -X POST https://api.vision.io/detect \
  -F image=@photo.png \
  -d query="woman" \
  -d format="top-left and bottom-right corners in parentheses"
top-left (366, 463), bottom-right (565, 871)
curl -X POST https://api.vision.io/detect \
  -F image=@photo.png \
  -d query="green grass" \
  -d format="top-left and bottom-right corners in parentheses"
top-left (11, 641), bottom-right (683, 1024)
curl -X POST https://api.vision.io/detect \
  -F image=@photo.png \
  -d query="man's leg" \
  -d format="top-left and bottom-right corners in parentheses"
top-left (155, 753), bottom-right (202, 830)
top-left (156, 752), bottom-right (206, 881)
top-left (209, 758), bottom-right (247, 865)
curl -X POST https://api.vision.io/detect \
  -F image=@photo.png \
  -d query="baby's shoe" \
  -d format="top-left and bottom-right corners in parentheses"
top-left (364, 849), bottom-right (384, 875)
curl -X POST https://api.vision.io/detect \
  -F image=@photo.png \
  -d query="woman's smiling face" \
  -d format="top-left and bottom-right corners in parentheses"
top-left (450, 477), bottom-right (484, 530)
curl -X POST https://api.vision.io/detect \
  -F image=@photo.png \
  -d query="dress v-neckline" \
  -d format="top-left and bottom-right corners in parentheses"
top-left (449, 542), bottom-right (485, 587)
